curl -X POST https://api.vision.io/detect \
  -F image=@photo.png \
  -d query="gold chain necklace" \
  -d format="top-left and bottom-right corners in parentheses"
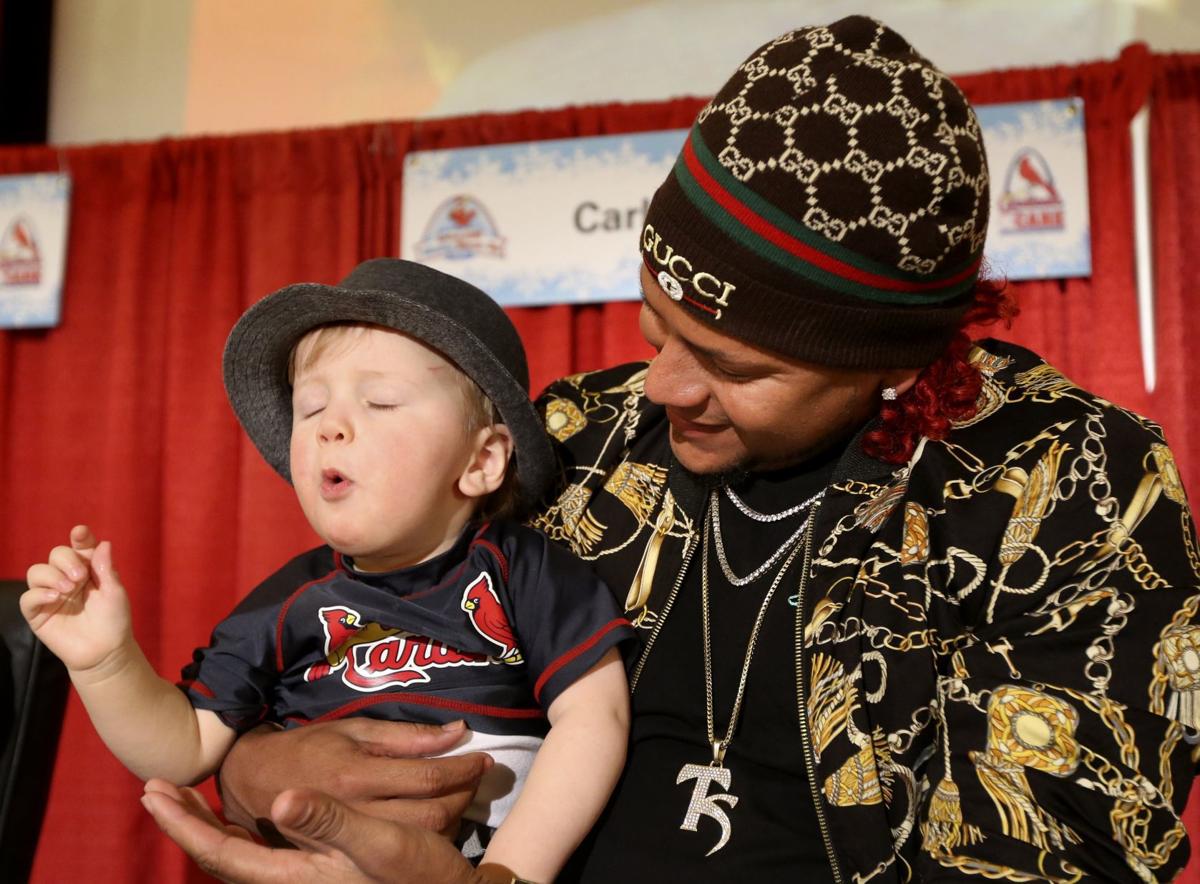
top-left (676, 498), bottom-right (808, 855)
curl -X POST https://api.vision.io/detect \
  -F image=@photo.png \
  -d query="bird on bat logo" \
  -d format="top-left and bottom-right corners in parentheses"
top-left (304, 605), bottom-right (400, 681)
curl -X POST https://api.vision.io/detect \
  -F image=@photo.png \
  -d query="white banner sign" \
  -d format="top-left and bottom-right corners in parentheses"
top-left (0, 173), bottom-right (71, 329)
top-left (977, 98), bottom-right (1091, 280)
top-left (401, 99), bottom-right (1089, 307)
top-left (403, 130), bottom-right (683, 307)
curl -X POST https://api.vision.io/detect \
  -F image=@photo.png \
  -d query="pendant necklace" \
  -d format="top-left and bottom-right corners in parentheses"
top-left (676, 496), bottom-right (808, 856)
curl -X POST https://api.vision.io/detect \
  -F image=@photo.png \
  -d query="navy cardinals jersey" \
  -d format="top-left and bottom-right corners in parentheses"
top-left (179, 521), bottom-right (634, 737)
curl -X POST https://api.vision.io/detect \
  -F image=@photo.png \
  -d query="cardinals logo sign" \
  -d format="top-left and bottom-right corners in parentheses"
top-left (998, 147), bottom-right (1065, 233)
top-left (0, 215), bottom-right (41, 285)
top-left (461, 572), bottom-right (523, 663)
top-left (303, 603), bottom-right (492, 692)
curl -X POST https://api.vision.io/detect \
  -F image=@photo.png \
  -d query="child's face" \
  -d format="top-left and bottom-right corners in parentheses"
top-left (289, 327), bottom-right (486, 572)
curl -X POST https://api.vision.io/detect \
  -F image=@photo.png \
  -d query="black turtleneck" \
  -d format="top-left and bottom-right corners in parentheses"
top-left (564, 448), bottom-right (842, 882)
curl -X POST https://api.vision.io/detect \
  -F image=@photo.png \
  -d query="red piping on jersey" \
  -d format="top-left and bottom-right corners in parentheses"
top-left (395, 523), bottom-right (490, 604)
top-left (472, 529), bottom-right (509, 584)
top-left (275, 563), bottom-right (342, 673)
top-left (178, 678), bottom-right (215, 699)
top-left (534, 618), bottom-right (631, 703)
top-left (293, 692), bottom-right (545, 726)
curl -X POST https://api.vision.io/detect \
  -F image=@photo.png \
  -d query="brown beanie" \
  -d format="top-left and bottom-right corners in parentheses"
top-left (640, 16), bottom-right (989, 368)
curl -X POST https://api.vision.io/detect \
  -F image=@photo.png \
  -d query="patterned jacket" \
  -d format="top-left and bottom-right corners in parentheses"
top-left (531, 339), bottom-right (1199, 882)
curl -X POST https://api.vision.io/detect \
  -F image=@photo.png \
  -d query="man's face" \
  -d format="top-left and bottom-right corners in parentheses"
top-left (289, 327), bottom-right (483, 572)
top-left (638, 264), bottom-right (900, 475)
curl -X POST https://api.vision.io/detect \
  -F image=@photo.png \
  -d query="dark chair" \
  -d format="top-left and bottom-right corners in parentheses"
top-left (0, 580), bottom-right (70, 883)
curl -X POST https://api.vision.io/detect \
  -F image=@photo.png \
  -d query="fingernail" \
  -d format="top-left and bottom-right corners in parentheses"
top-left (68, 567), bottom-right (83, 581)
top-left (441, 720), bottom-right (464, 731)
top-left (58, 579), bottom-right (73, 593)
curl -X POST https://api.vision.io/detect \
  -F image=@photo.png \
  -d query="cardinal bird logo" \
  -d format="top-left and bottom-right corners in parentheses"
top-left (304, 606), bottom-right (401, 682)
top-left (0, 215), bottom-right (42, 285)
top-left (1017, 154), bottom-right (1060, 202)
top-left (461, 573), bottom-right (522, 663)
top-left (998, 147), bottom-right (1065, 232)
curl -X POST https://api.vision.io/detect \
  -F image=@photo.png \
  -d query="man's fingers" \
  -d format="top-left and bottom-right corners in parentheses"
top-left (70, 524), bottom-right (98, 552)
top-left (352, 748), bottom-right (491, 803)
top-left (143, 782), bottom-right (312, 884)
top-left (146, 780), bottom-right (223, 826)
top-left (345, 717), bottom-right (471, 758)
top-left (141, 790), bottom-right (282, 884)
top-left (363, 795), bottom-right (475, 837)
top-left (272, 789), bottom-right (476, 883)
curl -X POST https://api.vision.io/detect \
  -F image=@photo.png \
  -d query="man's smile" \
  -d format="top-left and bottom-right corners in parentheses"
top-left (665, 408), bottom-right (726, 436)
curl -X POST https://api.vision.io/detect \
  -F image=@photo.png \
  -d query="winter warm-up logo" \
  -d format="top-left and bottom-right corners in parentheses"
top-left (303, 574), bottom-right (520, 691)
top-left (414, 194), bottom-right (506, 261)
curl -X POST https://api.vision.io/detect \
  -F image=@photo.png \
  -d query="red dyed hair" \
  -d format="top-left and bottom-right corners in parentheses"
top-left (861, 277), bottom-right (1018, 465)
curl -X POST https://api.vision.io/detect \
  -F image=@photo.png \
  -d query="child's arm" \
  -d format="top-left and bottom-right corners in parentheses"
top-left (22, 525), bottom-right (236, 784)
top-left (479, 647), bottom-right (629, 883)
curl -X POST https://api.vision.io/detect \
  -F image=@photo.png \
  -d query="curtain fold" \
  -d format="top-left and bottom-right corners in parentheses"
top-left (0, 52), bottom-right (1194, 882)
top-left (957, 44), bottom-right (1156, 423)
top-left (1148, 54), bottom-right (1200, 501)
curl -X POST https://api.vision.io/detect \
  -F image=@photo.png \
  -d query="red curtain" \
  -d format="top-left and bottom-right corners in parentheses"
top-left (0, 50), bottom-right (1196, 882)
top-left (957, 44), bottom-right (1157, 425)
top-left (1148, 54), bottom-right (1200, 505)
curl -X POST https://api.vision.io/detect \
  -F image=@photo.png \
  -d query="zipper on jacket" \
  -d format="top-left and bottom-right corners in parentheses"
top-left (794, 503), bottom-right (846, 884)
top-left (629, 532), bottom-right (696, 695)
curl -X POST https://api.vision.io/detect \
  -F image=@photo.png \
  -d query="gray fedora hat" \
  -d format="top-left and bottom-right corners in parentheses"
top-left (223, 258), bottom-right (553, 513)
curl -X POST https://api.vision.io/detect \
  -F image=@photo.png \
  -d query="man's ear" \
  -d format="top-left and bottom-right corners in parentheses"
top-left (458, 424), bottom-right (514, 500)
top-left (885, 369), bottom-right (922, 398)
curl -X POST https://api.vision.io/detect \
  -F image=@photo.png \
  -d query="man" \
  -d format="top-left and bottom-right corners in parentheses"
top-left (144, 15), bottom-right (1200, 882)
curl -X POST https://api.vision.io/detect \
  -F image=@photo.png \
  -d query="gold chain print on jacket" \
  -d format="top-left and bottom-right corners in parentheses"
top-left (533, 341), bottom-right (1200, 881)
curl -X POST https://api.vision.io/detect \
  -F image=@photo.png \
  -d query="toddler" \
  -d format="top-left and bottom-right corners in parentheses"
top-left (24, 258), bottom-right (634, 883)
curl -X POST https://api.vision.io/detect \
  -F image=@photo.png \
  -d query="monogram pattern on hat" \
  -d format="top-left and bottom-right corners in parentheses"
top-left (696, 19), bottom-right (988, 277)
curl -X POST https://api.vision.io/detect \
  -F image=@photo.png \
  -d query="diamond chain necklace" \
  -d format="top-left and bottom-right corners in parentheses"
top-left (709, 487), bottom-right (823, 587)
top-left (723, 485), bottom-right (824, 523)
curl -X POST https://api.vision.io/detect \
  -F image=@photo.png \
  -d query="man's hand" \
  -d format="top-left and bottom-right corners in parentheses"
top-left (142, 779), bottom-right (489, 884)
top-left (218, 718), bottom-right (492, 837)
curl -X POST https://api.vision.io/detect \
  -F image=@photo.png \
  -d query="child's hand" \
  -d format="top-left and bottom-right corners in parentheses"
top-left (22, 525), bottom-right (134, 676)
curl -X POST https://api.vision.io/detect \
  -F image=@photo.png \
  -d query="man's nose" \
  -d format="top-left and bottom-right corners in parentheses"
top-left (644, 338), bottom-right (707, 410)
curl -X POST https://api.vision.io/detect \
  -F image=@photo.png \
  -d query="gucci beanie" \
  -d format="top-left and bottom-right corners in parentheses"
top-left (640, 16), bottom-right (990, 368)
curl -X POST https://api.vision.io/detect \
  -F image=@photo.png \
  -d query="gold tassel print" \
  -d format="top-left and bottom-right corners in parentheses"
top-left (971, 686), bottom-right (1082, 851)
top-left (604, 461), bottom-right (668, 525)
top-left (1158, 625), bottom-right (1200, 728)
top-left (823, 726), bottom-right (894, 807)
top-left (808, 653), bottom-right (853, 757)
top-left (994, 440), bottom-right (1068, 565)
top-left (922, 775), bottom-right (984, 853)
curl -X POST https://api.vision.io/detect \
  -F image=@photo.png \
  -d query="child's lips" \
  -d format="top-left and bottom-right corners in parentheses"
top-left (320, 468), bottom-right (354, 500)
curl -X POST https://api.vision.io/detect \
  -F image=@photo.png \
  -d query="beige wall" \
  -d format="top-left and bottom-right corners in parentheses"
top-left (48, 0), bottom-right (1200, 145)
